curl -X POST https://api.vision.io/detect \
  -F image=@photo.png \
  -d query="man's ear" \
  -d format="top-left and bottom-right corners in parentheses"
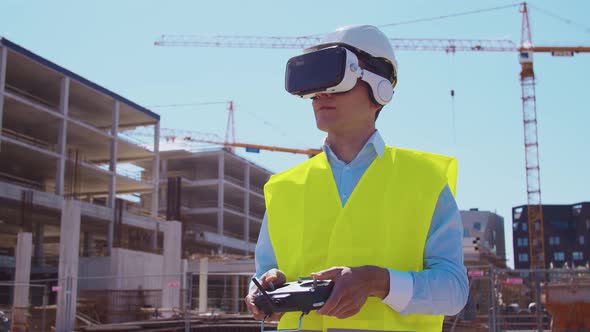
top-left (369, 101), bottom-right (381, 112)
top-left (374, 106), bottom-right (383, 121)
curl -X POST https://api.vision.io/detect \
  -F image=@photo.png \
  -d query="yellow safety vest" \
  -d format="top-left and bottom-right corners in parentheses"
top-left (264, 146), bottom-right (457, 332)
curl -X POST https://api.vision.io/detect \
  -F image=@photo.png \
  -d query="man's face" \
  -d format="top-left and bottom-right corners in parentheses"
top-left (312, 80), bottom-right (380, 134)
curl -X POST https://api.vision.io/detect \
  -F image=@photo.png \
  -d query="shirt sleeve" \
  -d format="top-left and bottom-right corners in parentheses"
top-left (382, 185), bottom-right (469, 316)
top-left (250, 212), bottom-right (278, 291)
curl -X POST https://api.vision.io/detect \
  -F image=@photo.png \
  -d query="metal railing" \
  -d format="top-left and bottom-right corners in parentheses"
top-left (0, 281), bottom-right (51, 332)
top-left (0, 271), bottom-right (260, 331)
top-left (0, 127), bottom-right (56, 152)
top-left (1, 267), bottom-right (588, 331)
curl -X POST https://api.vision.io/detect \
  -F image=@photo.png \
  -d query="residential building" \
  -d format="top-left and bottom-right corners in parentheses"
top-left (461, 208), bottom-right (506, 266)
top-left (512, 202), bottom-right (590, 269)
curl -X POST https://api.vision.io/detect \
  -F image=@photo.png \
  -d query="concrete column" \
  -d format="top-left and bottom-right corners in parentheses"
top-left (198, 257), bottom-right (208, 313)
top-left (55, 200), bottom-right (81, 332)
top-left (151, 123), bottom-right (160, 252)
top-left (217, 152), bottom-right (225, 253)
top-left (33, 222), bottom-right (44, 265)
top-left (161, 159), bottom-right (168, 178)
top-left (180, 258), bottom-right (189, 311)
top-left (55, 77), bottom-right (70, 196)
top-left (0, 46), bottom-right (6, 152)
top-left (243, 164), bottom-right (250, 255)
top-left (161, 221), bottom-right (182, 310)
top-left (108, 248), bottom-right (122, 290)
top-left (160, 159), bottom-right (168, 208)
top-left (231, 274), bottom-right (240, 313)
top-left (107, 101), bottom-right (119, 255)
top-left (151, 122), bottom-right (160, 218)
top-left (108, 101), bottom-right (119, 206)
top-left (11, 232), bottom-right (32, 332)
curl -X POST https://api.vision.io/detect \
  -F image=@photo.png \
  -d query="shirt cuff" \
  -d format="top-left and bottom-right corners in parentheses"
top-left (381, 269), bottom-right (413, 312)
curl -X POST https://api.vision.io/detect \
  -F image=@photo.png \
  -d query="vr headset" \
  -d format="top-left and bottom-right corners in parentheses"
top-left (285, 46), bottom-right (394, 105)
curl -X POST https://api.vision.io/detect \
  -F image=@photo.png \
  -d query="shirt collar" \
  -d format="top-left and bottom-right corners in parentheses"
top-left (368, 130), bottom-right (385, 158)
top-left (322, 130), bottom-right (386, 162)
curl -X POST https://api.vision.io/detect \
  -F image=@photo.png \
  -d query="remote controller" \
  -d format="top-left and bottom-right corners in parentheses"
top-left (253, 277), bottom-right (334, 316)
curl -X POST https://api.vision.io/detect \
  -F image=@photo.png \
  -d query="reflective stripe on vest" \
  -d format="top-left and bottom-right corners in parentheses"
top-left (264, 146), bottom-right (458, 332)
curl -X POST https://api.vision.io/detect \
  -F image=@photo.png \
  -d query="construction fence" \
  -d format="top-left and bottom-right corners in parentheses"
top-left (0, 266), bottom-right (589, 331)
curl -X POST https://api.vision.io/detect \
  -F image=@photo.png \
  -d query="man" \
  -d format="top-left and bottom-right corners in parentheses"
top-left (245, 25), bottom-right (468, 332)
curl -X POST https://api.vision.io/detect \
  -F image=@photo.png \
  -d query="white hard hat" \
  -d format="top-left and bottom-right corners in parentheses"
top-left (305, 24), bottom-right (397, 87)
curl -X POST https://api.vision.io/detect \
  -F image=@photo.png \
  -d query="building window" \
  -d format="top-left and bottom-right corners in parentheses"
top-left (514, 207), bottom-right (523, 219)
top-left (522, 223), bottom-right (528, 231)
top-left (464, 229), bottom-right (470, 237)
top-left (553, 252), bottom-right (565, 261)
top-left (473, 222), bottom-right (482, 231)
top-left (518, 253), bottom-right (529, 262)
top-left (549, 236), bottom-right (561, 246)
top-left (549, 219), bottom-right (570, 231)
top-left (517, 238), bottom-right (528, 247)
top-left (573, 251), bottom-right (584, 260)
top-left (580, 236), bottom-right (585, 245)
top-left (573, 204), bottom-right (582, 216)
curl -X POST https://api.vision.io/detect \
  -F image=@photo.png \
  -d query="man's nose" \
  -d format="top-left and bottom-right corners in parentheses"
top-left (314, 93), bottom-right (332, 99)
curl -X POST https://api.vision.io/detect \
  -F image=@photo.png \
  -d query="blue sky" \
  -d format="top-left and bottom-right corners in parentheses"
top-left (2, 1), bottom-right (589, 268)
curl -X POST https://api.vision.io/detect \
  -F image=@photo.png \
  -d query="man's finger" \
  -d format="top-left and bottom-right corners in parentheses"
top-left (328, 296), bottom-right (358, 319)
top-left (275, 271), bottom-right (286, 284)
top-left (245, 296), bottom-right (261, 315)
top-left (261, 278), bottom-right (277, 291)
top-left (259, 274), bottom-right (274, 288)
top-left (317, 285), bottom-right (343, 315)
top-left (312, 267), bottom-right (341, 280)
top-left (249, 302), bottom-right (261, 315)
top-left (319, 295), bottom-right (342, 316)
top-left (267, 269), bottom-right (286, 281)
top-left (260, 271), bottom-right (286, 290)
top-left (263, 268), bottom-right (280, 279)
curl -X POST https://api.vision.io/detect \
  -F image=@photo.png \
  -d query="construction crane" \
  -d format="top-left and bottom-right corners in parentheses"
top-left (147, 100), bottom-right (320, 155)
top-left (155, 2), bottom-right (590, 271)
top-left (125, 127), bottom-right (321, 157)
top-left (225, 100), bottom-right (235, 144)
top-left (150, 100), bottom-right (237, 144)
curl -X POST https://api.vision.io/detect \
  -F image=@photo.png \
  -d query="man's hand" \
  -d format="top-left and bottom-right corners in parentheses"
top-left (312, 266), bottom-right (389, 319)
top-left (244, 268), bottom-right (287, 321)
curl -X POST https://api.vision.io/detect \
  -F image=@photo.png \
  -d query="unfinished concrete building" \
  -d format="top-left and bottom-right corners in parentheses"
top-left (141, 149), bottom-right (271, 257)
top-left (132, 149), bottom-right (272, 315)
top-left (0, 38), bottom-right (186, 330)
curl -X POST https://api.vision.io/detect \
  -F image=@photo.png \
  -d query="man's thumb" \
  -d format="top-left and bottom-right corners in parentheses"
top-left (311, 268), bottom-right (340, 280)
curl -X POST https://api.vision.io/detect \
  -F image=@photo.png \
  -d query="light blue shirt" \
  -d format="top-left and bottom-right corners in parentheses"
top-left (254, 131), bottom-right (469, 316)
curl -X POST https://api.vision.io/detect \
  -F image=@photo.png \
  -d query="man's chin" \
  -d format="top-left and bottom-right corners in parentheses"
top-left (315, 123), bottom-right (330, 133)
top-left (314, 118), bottom-right (334, 132)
